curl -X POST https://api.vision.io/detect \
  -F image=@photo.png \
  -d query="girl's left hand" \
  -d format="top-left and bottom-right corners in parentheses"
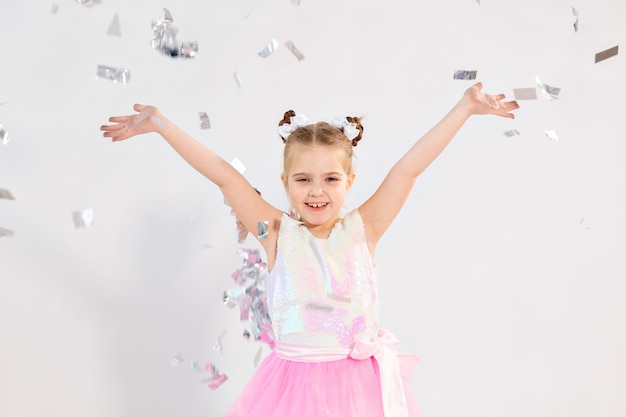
top-left (463, 82), bottom-right (519, 119)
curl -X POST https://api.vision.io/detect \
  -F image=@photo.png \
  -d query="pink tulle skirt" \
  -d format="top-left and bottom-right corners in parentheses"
top-left (224, 352), bottom-right (420, 417)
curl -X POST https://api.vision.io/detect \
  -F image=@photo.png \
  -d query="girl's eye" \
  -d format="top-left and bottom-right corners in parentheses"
top-left (297, 178), bottom-right (309, 182)
top-left (326, 177), bottom-right (338, 182)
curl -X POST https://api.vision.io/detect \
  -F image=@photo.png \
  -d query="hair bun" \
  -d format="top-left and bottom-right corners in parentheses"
top-left (346, 116), bottom-right (364, 147)
top-left (278, 110), bottom-right (296, 143)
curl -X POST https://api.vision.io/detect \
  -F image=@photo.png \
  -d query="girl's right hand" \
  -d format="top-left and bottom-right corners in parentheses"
top-left (100, 104), bottom-right (164, 142)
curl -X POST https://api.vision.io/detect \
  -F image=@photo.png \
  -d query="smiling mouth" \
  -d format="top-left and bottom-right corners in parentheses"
top-left (306, 202), bottom-right (328, 208)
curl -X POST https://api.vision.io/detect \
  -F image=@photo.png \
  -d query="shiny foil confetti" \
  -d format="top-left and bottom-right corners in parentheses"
top-left (503, 129), bottom-right (521, 137)
top-left (201, 362), bottom-right (228, 390)
top-left (223, 289), bottom-right (238, 309)
top-left (107, 13), bottom-right (121, 37)
top-left (258, 38), bottom-right (279, 58)
top-left (513, 88), bottom-right (537, 100)
top-left (0, 227), bottom-right (14, 238)
top-left (243, 329), bottom-right (251, 341)
top-left (75, 0), bottom-right (102, 7)
top-left (151, 8), bottom-right (198, 58)
top-left (453, 70), bottom-right (477, 80)
top-left (285, 40), bottom-right (305, 61)
top-left (233, 70), bottom-right (243, 89)
top-left (72, 208), bottom-right (94, 228)
top-left (169, 353), bottom-right (185, 367)
top-left (224, 249), bottom-right (274, 348)
top-left (212, 330), bottom-right (227, 357)
top-left (253, 345), bottom-right (263, 367)
top-left (150, 116), bottom-right (167, 128)
top-left (51, 4), bottom-right (59, 14)
top-left (96, 65), bottom-right (130, 84)
top-left (536, 76), bottom-right (561, 101)
top-left (1, 123), bottom-right (9, 145)
top-left (230, 157), bottom-right (246, 174)
top-left (198, 112), bottom-right (211, 129)
top-left (572, 7), bottom-right (579, 32)
top-left (257, 221), bottom-right (269, 240)
top-left (544, 129), bottom-right (559, 141)
top-left (595, 45), bottom-right (619, 63)
top-left (0, 189), bottom-right (15, 200)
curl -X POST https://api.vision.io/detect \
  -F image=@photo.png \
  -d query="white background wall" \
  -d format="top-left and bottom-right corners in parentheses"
top-left (1, 0), bottom-right (625, 416)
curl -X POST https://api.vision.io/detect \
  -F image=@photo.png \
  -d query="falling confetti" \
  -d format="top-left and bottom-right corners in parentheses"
top-left (96, 65), bottom-right (130, 84)
top-left (0, 189), bottom-right (15, 200)
top-left (536, 76), bottom-right (561, 101)
top-left (200, 362), bottom-right (228, 390)
top-left (150, 116), bottom-right (166, 128)
top-left (169, 354), bottom-right (185, 367)
top-left (572, 7), bottom-right (579, 32)
top-left (595, 45), bottom-right (618, 63)
top-left (243, 329), bottom-right (251, 341)
top-left (51, 4), bottom-right (59, 14)
top-left (0, 123), bottom-right (9, 145)
top-left (291, 0), bottom-right (301, 5)
top-left (230, 157), bottom-right (246, 174)
top-left (72, 208), bottom-right (95, 228)
top-left (285, 40), bottom-right (305, 61)
top-left (212, 330), bottom-right (227, 357)
top-left (258, 38), bottom-right (280, 58)
top-left (453, 70), bottom-right (477, 80)
top-left (253, 345), bottom-right (263, 367)
top-left (257, 221), bottom-right (269, 240)
top-left (107, 13), bottom-right (121, 36)
top-left (151, 8), bottom-right (198, 58)
top-left (198, 112), bottom-right (211, 129)
top-left (75, 0), bottom-right (102, 7)
top-left (503, 129), bottom-right (521, 137)
top-left (513, 88), bottom-right (537, 100)
top-left (233, 70), bottom-right (243, 90)
top-left (544, 129), bottom-right (559, 141)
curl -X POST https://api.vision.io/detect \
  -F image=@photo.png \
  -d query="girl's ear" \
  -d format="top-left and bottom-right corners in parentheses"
top-left (346, 172), bottom-right (356, 190)
top-left (280, 172), bottom-right (288, 190)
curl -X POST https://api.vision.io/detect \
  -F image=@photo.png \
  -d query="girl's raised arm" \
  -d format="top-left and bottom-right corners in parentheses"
top-left (359, 82), bottom-right (519, 251)
top-left (100, 104), bottom-right (283, 260)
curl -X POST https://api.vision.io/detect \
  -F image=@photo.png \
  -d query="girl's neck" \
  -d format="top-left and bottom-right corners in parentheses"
top-left (304, 216), bottom-right (341, 239)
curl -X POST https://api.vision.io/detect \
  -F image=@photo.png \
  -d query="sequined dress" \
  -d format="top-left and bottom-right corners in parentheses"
top-left (224, 209), bottom-right (419, 417)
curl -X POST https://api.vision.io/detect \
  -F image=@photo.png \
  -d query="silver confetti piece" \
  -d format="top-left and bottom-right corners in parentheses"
top-left (1, 123), bottom-right (9, 145)
top-left (257, 221), bottom-right (269, 240)
top-left (151, 9), bottom-right (198, 59)
top-left (544, 129), bottom-right (559, 141)
top-left (258, 38), bottom-right (279, 58)
top-left (233, 70), bottom-right (243, 90)
top-left (243, 329), bottom-right (251, 341)
top-left (572, 7), bottom-right (579, 33)
top-left (96, 65), bottom-right (130, 84)
top-left (198, 112), bottom-right (211, 129)
top-left (72, 208), bottom-right (94, 229)
top-left (306, 302), bottom-right (333, 311)
top-left (150, 116), bottom-right (166, 128)
top-left (197, 243), bottom-right (214, 249)
top-left (0, 189), bottom-right (15, 200)
top-left (212, 330), bottom-right (227, 357)
top-left (51, 4), bottom-right (59, 14)
top-left (223, 290), bottom-right (237, 309)
top-left (291, 0), bottom-right (301, 4)
top-left (595, 45), bottom-right (618, 64)
top-left (75, 0), bottom-right (102, 7)
top-left (253, 345), bottom-right (262, 367)
top-left (536, 76), bottom-right (560, 101)
top-left (230, 157), bottom-right (246, 174)
top-left (453, 70), bottom-right (477, 80)
top-left (285, 40), bottom-right (305, 61)
top-left (107, 13), bottom-right (121, 37)
top-left (503, 129), bottom-right (521, 137)
top-left (0, 227), bottom-right (14, 238)
top-left (513, 88), bottom-right (537, 100)
top-left (169, 353), bottom-right (184, 367)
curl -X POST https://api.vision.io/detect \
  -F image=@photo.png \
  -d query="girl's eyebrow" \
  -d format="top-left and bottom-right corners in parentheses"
top-left (291, 171), bottom-right (344, 177)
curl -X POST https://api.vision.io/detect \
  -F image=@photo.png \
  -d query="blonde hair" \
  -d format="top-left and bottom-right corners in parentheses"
top-left (278, 110), bottom-right (364, 175)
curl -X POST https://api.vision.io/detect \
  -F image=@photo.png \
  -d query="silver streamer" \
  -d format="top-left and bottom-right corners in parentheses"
top-left (285, 40), bottom-right (305, 61)
top-left (536, 76), bottom-right (561, 101)
top-left (258, 39), bottom-right (279, 58)
top-left (198, 112), bottom-right (211, 129)
top-left (595, 45), bottom-right (619, 64)
top-left (503, 129), bottom-right (521, 137)
top-left (253, 345), bottom-right (263, 367)
top-left (72, 208), bottom-right (95, 228)
top-left (96, 65), bottom-right (130, 84)
top-left (212, 330), bottom-right (227, 357)
top-left (453, 70), bottom-right (477, 80)
top-left (0, 189), bottom-right (15, 200)
top-left (572, 7), bottom-right (579, 32)
top-left (107, 13), bottom-right (121, 37)
top-left (233, 70), bottom-right (243, 90)
top-left (544, 129), bottom-right (559, 141)
top-left (1, 123), bottom-right (9, 145)
top-left (0, 227), bottom-right (14, 238)
top-left (151, 8), bottom-right (198, 59)
top-left (51, 4), bottom-right (59, 14)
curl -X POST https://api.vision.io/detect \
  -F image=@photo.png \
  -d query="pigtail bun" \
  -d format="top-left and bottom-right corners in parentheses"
top-left (346, 116), bottom-right (364, 147)
top-left (278, 110), bottom-right (296, 143)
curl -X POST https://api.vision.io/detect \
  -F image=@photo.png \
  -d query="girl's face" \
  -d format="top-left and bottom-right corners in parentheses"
top-left (282, 144), bottom-right (355, 235)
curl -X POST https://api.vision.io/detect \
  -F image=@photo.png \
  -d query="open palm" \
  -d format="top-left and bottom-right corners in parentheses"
top-left (464, 82), bottom-right (519, 119)
top-left (100, 104), bottom-right (162, 142)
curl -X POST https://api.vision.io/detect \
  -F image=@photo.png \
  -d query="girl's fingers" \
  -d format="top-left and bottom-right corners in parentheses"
top-left (108, 115), bottom-right (128, 123)
top-left (100, 123), bottom-right (125, 132)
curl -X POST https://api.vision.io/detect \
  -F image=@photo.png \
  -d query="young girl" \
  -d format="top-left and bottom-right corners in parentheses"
top-left (101, 82), bottom-right (518, 417)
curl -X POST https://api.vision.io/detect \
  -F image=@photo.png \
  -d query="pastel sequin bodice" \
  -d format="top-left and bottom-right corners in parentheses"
top-left (266, 209), bottom-right (380, 348)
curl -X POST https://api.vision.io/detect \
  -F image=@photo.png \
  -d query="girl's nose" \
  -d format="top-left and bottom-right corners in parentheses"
top-left (308, 183), bottom-right (323, 196)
